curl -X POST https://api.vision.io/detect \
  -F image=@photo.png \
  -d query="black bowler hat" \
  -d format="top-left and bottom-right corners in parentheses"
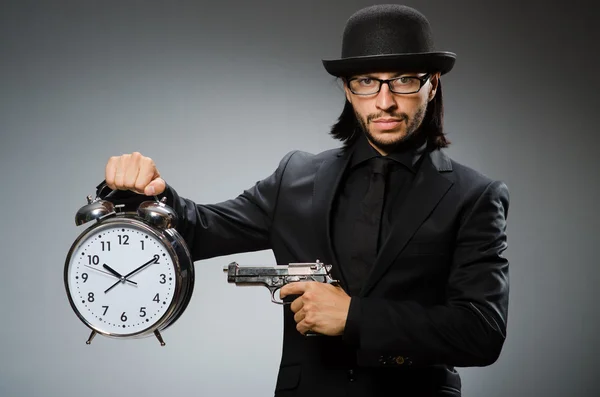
top-left (322, 4), bottom-right (456, 77)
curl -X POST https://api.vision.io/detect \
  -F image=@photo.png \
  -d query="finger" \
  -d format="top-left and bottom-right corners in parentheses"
top-left (114, 154), bottom-right (129, 190)
top-left (289, 296), bottom-right (304, 313)
top-left (123, 152), bottom-right (142, 192)
top-left (135, 156), bottom-right (164, 195)
top-left (280, 282), bottom-right (308, 298)
top-left (293, 309), bottom-right (305, 324)
top-left (105, 156), bottom-right (119, 190)
top-left (145, 177), bottom-right (166, 196)
top-left (297, 309), bottom-right (318, 335)
top-left (296, 320), bottom-right (313, 336)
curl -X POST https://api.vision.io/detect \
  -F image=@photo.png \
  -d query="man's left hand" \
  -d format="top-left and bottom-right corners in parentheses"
top-left (279, 281), bottom-right (351, 336)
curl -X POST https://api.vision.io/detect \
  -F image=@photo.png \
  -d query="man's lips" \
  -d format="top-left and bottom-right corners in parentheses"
top-left (372, 118), bottom-right (402, 123)
top-left (371, 118), bottom-right (403, 129)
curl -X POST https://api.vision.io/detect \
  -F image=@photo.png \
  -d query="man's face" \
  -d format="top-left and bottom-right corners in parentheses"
top-left (344, 71), bottom-right (439, 155)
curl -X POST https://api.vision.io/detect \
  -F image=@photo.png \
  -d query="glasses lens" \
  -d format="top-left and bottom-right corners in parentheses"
top-left (389, 77), bottom-right (422, 93)
top-left (349, 78), bottom-right (380, 95)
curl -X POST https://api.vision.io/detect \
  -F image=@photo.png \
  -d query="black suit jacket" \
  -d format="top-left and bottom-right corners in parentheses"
top-left (155, 146), bottom-right (509, 397)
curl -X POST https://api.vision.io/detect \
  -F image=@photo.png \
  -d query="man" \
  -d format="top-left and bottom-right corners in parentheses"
top-left (101, 4), bottom-right (509, 396)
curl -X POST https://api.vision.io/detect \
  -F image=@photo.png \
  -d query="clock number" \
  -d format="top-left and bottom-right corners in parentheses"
top-left (153, 293), bottom-right (160, 303)
top-left (121, 312), bottom-right (128, 322)
top-left (140, 240), bottom-right (145, 250)
top-left (159, 274), bottom-right (166, 284)
top-left (118, 235), bottom-right (129, 245)
top-left (102, 305), bottom-right (109, 315)
top-left (81, 273), bottom-right (88, 283)
top-left (101, 241), bottom-right (111, 251)
top-left (139, 307), bottom-right (147, 317)
top-left (88, 292), bottom-right (95, 302)
top-left (88, 255), bottom-right (100, 265)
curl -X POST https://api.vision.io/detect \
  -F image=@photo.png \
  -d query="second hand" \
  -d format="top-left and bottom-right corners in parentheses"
top-left (84, 265), bottom-right (137, 286)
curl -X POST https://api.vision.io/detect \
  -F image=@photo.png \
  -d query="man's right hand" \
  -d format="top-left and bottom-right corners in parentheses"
top-left (105, 152), bottom-right (166, 196)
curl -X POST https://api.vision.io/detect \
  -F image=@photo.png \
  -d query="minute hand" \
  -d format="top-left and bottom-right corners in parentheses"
top-left (123, 254), bottom-right (160, 280)
top-left (104, 255), bottom-right (160, 294)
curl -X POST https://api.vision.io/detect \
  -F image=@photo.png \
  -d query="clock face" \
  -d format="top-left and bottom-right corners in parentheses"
top-left (66, 223), bottom-right (176, 336)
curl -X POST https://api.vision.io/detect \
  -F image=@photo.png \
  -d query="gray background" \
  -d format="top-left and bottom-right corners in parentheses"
top-left (1, 0), bottom-right (598, 396)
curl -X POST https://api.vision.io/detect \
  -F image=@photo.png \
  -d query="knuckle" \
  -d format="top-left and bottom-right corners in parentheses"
top-left (142, 156), bottom-right (155, 169)
top-left (119, 155), bottom-right (131, 166)
top-left (304, 313), bottom-right (315, 326)
top-left (134, 180), bottom-right (147, 192)
top-left (123, 177), bottom-right (136, 188)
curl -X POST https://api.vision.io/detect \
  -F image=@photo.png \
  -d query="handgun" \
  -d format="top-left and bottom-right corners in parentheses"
top-left (223, 260), bottom-right (340, 304)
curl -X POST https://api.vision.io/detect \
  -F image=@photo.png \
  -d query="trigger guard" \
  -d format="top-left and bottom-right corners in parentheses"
top-left (270, 287), bottom-right (285, 305)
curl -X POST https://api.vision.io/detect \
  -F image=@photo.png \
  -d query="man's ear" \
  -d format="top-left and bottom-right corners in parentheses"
top-left (428, 73), bottom-right (440, 101)
top-left (341, 78), bottom-right (352, 103)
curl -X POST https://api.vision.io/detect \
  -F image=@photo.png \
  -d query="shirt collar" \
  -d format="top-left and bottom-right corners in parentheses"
top-left (350, 133), bottom-right (427, 173)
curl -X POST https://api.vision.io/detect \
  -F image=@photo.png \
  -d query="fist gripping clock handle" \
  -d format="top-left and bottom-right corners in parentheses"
top-left (104, 152), bottom-right (166, 196)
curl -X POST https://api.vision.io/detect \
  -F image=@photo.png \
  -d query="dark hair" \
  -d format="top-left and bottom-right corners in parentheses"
top-left (329, 80), bottom-right (450, 151)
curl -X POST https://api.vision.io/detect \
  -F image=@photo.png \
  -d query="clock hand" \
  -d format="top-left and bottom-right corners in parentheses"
top-left (104, 255), bottom-right (159, 294)
top-left (84, 265), bottom-right (137, 285)
top-left (102, 264), bottom-right (138, 285)
top-left (122, 254), bottom-right (160, 280)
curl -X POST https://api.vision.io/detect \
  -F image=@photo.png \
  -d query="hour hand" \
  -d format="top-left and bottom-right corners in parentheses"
top-left (102, 264), bottom-right (137, 285)
top-left (103, 264), bottom-right (122, 278)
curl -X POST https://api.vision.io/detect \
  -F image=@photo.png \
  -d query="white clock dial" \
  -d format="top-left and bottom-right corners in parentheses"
top-left (66, 224), bottom-right (176, 335)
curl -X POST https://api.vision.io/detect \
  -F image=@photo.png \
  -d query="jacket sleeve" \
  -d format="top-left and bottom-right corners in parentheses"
top-left (97, 150), bottom-right (297, 261)
top-left (343, 179), bottom-right (510, 367)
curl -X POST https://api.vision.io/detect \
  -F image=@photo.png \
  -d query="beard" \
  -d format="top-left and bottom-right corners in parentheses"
top-left (354, 101), bottom-right (428, 153)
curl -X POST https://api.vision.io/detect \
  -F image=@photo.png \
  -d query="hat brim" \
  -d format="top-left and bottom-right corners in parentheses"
top-left (322, 52), bottom-right (456, 77)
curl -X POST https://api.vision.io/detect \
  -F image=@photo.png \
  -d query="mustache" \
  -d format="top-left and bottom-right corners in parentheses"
top-left (366, 112), bottom-right (409, 123)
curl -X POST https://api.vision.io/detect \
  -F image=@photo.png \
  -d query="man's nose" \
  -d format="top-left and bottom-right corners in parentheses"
top-left (375, 83), bottom-right (397, 111)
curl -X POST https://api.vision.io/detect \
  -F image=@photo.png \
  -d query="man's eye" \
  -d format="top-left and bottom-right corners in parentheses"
top-left (396, 77), bottom-right (413, 84)
top-left (358, 78), bottom-right (375, 86)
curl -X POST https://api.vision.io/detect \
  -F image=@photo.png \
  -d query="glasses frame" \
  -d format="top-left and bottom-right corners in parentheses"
top-left (346, 74), bottom-right (432, 95)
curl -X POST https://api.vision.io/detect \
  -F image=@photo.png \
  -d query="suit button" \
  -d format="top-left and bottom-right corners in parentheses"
top-left (395, 356), bottom-right (405, 365)
top-left (347, 369), bottom-right (355, 382)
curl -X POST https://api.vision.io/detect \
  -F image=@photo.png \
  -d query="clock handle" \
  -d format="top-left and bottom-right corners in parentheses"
top-left (97, 181), bottom-right (161, 202)
top-left (96, 181), bottom-right (113, 199)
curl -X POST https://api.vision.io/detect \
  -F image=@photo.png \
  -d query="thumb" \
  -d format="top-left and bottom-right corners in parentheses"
top-left (144, 178), bottom-right (166, 196)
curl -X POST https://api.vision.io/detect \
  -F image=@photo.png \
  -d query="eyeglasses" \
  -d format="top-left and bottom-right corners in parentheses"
top-left (347, 74), bottom-right (431, 95)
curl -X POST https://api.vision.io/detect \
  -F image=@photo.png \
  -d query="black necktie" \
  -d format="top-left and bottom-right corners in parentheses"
top-left (348, 156), bottom-right (390, 295)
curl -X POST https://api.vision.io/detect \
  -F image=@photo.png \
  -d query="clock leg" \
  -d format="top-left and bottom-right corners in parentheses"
top-left (154, 330), bottom-right (166, 346)
top-left (86, 330), bottom-right (97, 345)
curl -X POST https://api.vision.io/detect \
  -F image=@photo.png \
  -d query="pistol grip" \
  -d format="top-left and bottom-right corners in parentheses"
top-left (282, 294), bottom-right (301, 304)
top-left (304, 331), bottom-right (321, 337)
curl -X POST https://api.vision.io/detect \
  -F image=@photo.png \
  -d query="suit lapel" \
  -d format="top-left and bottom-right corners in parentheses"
top-left (359, 150), bottom-right (454, 296)
top-left (312, 149), bottom-right (352, 288)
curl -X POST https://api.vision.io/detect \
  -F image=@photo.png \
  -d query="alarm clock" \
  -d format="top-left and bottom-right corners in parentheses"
top-left (64, 187), bottom-right (195, 346)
